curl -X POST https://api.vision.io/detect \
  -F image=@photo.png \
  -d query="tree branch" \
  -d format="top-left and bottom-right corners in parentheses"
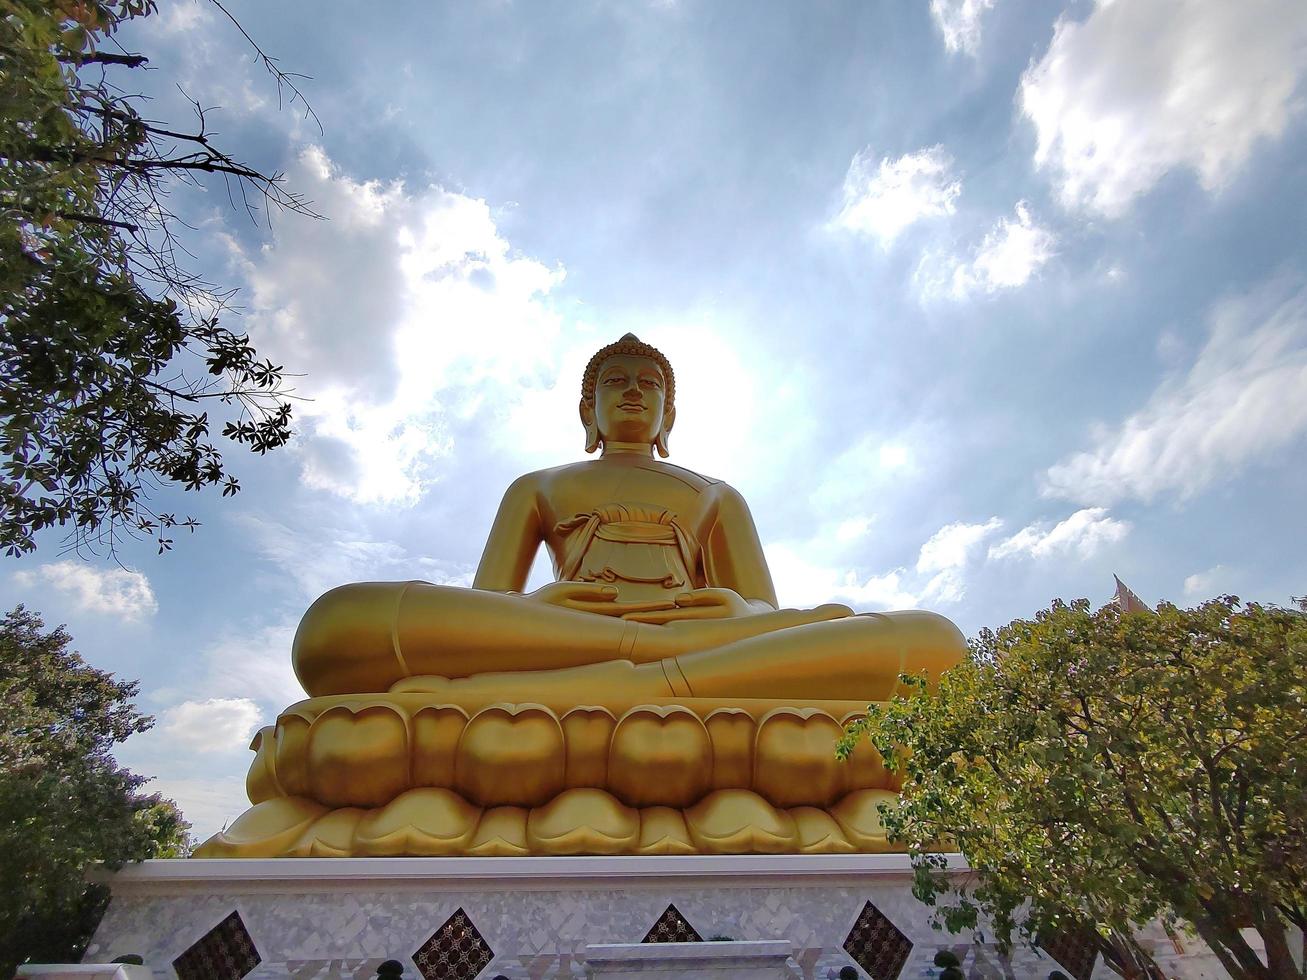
top-left (62, 52), bottom-right (149, 68)
top-left (207, 0), bottom-right (323, 135)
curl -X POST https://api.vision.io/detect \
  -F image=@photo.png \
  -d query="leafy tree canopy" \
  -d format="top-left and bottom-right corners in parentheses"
top-left (841, 596), bottom-right (1307, 980)
top-left (0, 605), bottom-right (189, 975)
top-left (0, 0), bottom-right (316, 558)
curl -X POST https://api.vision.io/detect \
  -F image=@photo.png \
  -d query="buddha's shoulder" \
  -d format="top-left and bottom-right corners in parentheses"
top-left (516, 459), bottom-right (725, 494)
top-left (502, 464), bottom-right (572, 494)
top-left (638, 458), bottom-right (724, 493)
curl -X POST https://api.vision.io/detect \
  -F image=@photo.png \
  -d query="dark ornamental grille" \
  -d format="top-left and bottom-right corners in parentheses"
top-left (843, 901), bottom-right (913, 980)
top-left (641, 903), bottom-right (704, 943)
top-left (1037, 920), bottom-right (1100, 980)
top-left (172, 910), bottom-right (261, 980)
top-left (413, 908), bottom-right (494, 980)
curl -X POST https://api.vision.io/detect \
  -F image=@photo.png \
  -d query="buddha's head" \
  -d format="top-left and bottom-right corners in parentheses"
top-left (579, 333), bottom-right (676, 456)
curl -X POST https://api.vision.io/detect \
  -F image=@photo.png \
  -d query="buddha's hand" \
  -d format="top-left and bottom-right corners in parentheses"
top-left (620, 587), bottom-right (756, 623)
top-left (525, 581), bottom-right (676, 617)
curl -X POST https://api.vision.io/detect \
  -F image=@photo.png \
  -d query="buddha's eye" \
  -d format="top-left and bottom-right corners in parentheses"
top-left (639, 378), bottom-right (659, 388)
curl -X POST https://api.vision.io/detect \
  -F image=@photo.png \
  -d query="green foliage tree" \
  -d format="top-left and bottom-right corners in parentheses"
top-left (0, 0), bottom-right (317, 558)
top-left (840, 596), bottom-right (1307, 980)
top-left (0, 606), bottom-right (190, 975)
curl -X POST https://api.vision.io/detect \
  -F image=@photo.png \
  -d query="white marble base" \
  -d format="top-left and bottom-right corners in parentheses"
top-left (581, 940), bottom-right (793, 977)
top-left (18, 965), bottom-right (153, 980)
top-left (81, 855), bottom-right (1230, 980)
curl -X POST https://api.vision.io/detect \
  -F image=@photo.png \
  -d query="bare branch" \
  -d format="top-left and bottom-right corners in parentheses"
top-left (207, 0), bottom-right (324, 135)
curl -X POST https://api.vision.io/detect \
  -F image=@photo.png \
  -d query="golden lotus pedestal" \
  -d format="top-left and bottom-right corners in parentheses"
top-left (194, 693), bottom-right (903, 858)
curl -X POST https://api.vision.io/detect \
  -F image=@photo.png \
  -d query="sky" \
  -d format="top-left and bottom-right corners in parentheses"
top-left (4, 0), bottom-right (1307, 842)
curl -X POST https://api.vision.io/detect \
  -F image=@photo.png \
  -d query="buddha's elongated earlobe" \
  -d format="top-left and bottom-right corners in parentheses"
top-left (580, 399), bottom-right (601, 454)
top-left (655, 408), bottom-right (675, 458)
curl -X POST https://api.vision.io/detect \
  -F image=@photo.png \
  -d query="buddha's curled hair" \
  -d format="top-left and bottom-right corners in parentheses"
top-left (580, 333), bottom-right (676, 411)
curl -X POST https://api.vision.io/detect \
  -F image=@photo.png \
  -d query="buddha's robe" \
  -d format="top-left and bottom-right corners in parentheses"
top-left (556, 503), bottom-right (699, 604)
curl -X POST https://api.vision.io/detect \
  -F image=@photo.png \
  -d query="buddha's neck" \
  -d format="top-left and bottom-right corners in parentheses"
top-left (601, 441), bottom-right (654, 458)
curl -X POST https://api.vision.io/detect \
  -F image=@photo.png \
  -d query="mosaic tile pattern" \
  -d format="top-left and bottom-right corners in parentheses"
top-left (641, 903), bottom-right (704, 944)
top-left (172, 910), bottom-right (261, 980)
top-left (843, 901), bottom-right (913, 980)
top-left (1037, 920), bottom-right (1099, 980)
top-left (84, 877), bottom-right (1150, 979)
top-left (413, 908), bottom-right (494, 980)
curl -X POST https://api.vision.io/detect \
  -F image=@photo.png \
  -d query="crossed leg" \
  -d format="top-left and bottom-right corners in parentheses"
top-left (390, 610), bottom-right (966, 705)
top-left (293, 580), bottom-right (857, 697)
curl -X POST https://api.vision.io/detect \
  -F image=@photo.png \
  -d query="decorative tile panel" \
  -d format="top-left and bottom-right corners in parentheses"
top-left (413, 908), bottom-right (494, 980)
top-left (641, 903), bottom-right (703, 943)
top-left (1036, 919), bottom-right (1099, 980)
top-left (87, 868), bottom-right (1155, 979)
top-left (172, 910), bottom-right (261, 980)
top-left (843, 901), bottom-right (912, 980)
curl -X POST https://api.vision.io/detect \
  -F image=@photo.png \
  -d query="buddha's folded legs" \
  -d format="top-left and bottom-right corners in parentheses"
top-left (672, 611), bottom-right (966, 700)
top-left (390, 610), bottom-right (967, 704)
top-left (296, 581), bottom-right (632, 696)
top-left (293, 581), bottom-right (857, 697)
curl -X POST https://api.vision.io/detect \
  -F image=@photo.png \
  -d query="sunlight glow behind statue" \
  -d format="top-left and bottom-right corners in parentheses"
top-left (196, 334), bottom-right (966, 857)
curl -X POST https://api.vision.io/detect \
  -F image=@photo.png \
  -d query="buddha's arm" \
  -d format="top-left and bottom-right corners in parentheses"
top-left (702, 484), bottom-right (780, 612)
top-left (472, 475), bottom-right (542, 592)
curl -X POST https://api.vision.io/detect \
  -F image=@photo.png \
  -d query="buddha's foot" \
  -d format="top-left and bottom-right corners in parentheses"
top-left (390, 658), bottom-right (676, 701)
top-left (633, 602), bottom-right (857, 659)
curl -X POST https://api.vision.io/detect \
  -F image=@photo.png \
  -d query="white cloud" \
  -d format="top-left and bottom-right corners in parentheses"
top-left (917, 518), bottom-right (1003, 574)
top-left (831, 146), bottom-right (961, 247)
top-left (1183, 565), bottom-right (1228, 598)
top-left (914, 517), bottom-right (1003, 604)
top-left (879, 444), bottom-right (911, 469)
top-left (1021, 0), bottom-right (1307, 216)
top-left (229, 147), bottom-right (565, 506)
top-left (1044, 281), bottom-right (1307, 504)
top-left (834, 515), bottom-right (876, 544)
top-left (154, 0), bottom-right (214, 35)
top-left (958, 203), bottom-right (1056, 294)
top-left (989, 508), bottom-right (1129, 561)
top-left (159, 698), bottom-right (263, 752)
top-left (930, 0), bottom-right (996, 56)
top-left (767, 516), bottom-right (999, 611)
top-left (766, 543), bottom-right (923, 610)
top-left (918, 202), bottom-right (1057, 300)
top-left (12, 562), bottom-right (157, 621)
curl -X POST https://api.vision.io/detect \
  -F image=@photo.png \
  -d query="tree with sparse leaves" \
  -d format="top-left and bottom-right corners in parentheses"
top-left (840, 596), bottom-right (1307, 980)
top-left (1, 0), bottom-right (319, 558)
top-left (0, 606), bottom-right (190, 975)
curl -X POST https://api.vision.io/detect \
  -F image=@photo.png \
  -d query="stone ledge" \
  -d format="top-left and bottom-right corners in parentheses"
top-left (581, 939), bottom-right (793, 977)
top-left (94, 852), bottom-right (968, 894)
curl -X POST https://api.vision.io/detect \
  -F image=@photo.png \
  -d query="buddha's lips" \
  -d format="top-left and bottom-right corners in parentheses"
top-left (619, 402), bottom-right (645, 411)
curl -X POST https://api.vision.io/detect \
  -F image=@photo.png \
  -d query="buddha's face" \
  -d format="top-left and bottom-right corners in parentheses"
top-left (588, 353), bottom-right (671, 447)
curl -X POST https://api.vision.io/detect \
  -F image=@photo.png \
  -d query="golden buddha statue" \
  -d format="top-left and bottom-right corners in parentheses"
top-left (196, 335), bottom-right (965, 858)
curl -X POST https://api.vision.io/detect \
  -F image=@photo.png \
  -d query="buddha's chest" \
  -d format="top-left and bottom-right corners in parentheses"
top-left (539, 468), bottom-right (711, 536)
top-left (537, 469), bottom-right (714, 600)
